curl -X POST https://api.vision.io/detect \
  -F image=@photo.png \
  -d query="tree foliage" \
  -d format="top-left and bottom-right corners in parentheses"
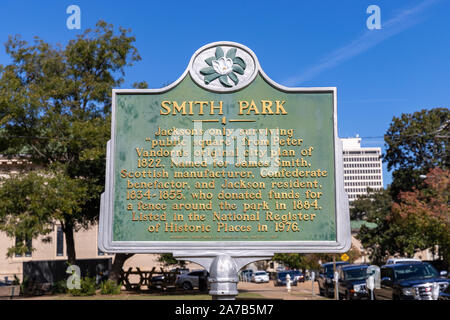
top-left (355, 108), bottom-right (449, 265)
top-left (273, 247), bottom-right (361, 271)
top-left (157, 253), bottom-right (186, 268)
top-left (390, 168), bottom-right (449, 264)
top-left (0, 20), bottom-right (141, 264)
top-left (384, 108), bottom-right (449, 198)
top-left (350, 187), bottom-right (393, 221)
top-left (355, 188), bottom-right (407, 265)
top-left (0, 170), bottom-right (87, 257)
top-left (356, 171), bottom-right (449, 266)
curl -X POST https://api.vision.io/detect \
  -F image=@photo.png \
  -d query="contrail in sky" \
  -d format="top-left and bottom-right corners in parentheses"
top-left (283, 0), bottom-right (441, 86)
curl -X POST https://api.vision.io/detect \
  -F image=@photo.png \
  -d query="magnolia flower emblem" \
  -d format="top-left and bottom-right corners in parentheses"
top-left (200, 47), bottom-right (247, 87)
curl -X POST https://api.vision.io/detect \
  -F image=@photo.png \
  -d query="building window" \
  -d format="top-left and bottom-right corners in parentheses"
top-left (15, 236), bottom-right (32, 257)
top-left (56, 225), bottom-right (64, 256)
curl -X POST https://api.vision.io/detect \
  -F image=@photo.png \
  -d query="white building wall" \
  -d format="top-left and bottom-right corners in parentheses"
top-left (341, 137), bottom-right (383, 202)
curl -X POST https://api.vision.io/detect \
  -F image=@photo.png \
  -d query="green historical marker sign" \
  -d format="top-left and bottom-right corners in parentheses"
top-left (99, 41), bottom-right (350, 254)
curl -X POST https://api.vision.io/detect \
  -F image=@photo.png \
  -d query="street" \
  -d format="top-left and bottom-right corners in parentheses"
top-left (238, 280), bottom-right (327, 300)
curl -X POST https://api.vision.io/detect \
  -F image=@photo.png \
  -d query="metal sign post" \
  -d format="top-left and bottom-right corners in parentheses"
top-left (173, 251), bottom-right (273, 300)
top-left (366, 275), bottom-right (375, 300)
top-left (98, 41), bottom-right (352, 300)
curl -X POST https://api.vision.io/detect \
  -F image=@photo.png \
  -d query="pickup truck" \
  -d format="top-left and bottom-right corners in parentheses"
top-left (374, 262), bottom-right (449, 300)
top-left (337, 264), bottom-right (370, 300)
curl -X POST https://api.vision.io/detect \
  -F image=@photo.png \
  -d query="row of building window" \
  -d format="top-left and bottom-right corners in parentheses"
top-left (347, 187), bottom-right (382, 199)
top-left (348, 193), bottom-right (372, 199)
top-left (345, 187), bottom-right (369, 193)
top-left (344, 175), bottom-right (382, 181)
top-left (343, 157), bottom-right (380, 162)
top-left (343, 150), bottom-right (379, 155)
top-left (344, 169), bottom-right (382, 175)
top-left (344, 163), bottom-right (381, 168)
top-left (345, 181), bottom-right (382, 187)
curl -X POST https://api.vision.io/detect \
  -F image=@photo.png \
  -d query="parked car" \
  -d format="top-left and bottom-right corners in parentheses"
top-left (252, 271), bottom-right (270, 283)
top-left (291, 270), bottom-right (305, 283)
top-left (175, 270), bottom-right (209, 290)
top-left (374, 262), bottom-right (449, 300)
top-left (386, 258), bottom-right (422, 265)
top-left (337, 264), bottom-right (369, 300)
top-left (274, 271), bottom-right (298, 286)
top-left (317, 261), bottom-right (349, 298)
top-left (150, 275), bottom-right (167, 288)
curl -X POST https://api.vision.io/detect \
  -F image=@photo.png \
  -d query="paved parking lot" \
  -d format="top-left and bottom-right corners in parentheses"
top-left (13, 280), bottom-right (330, 300)
top-left (238, 280), bottom-right (328, 300)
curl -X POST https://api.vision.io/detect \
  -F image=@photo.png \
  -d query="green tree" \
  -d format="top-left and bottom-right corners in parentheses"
top-left (0, 21), bottom-right (141, 265)
top-left (273, 253), bottom-right (307, 270)
top-left (354, 188), bottom-right (405, 265)
top-left (157, 253), bottom-right (187, 268)
top-left (384, 108), bottom-right (449, 198)
top-left (356, 108), bottom-right (449, 265)
top-left (0, 171), bottom-right (88, 258)
top-left (350, 187), bottom-right (393, 221)
top-left (273, 247), bottom-right (361, 271)
top-left (358, 169), bottom-right (449, 266)
top-left (391, 168), bottom-right (449, 266)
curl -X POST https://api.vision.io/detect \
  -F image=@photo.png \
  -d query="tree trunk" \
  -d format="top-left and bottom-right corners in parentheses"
top-left (62, 221), bottom-right (77, 265)
top-left (109, 253), bottom-right (134, 283)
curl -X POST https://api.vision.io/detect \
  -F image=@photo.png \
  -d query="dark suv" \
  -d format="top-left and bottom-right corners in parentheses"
top-left (374, 262), bottom-right (449, 300)
top-left (317, 261), bottom-right (349, 298)
top-left (274, 271), bottom-right (298, 287)
top-left (337, 264), bottom-right (369, 300)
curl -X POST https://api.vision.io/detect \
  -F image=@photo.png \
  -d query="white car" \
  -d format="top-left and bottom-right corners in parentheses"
top-left (251, 271), bottom-right (270, 283)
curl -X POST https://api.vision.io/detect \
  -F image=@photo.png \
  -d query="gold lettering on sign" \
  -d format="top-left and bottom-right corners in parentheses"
top-left (117, 93), bottom-right (334, 241)
top-left (161, 100), bottom-right (289, 116)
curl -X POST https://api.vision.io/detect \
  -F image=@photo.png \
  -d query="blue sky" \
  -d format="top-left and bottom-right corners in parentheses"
top-left (1, 0), bottom-right (449, 187)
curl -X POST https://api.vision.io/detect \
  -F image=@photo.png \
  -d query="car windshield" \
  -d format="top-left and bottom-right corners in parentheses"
top-left (255, 272), bottom-right (267, 276)
top-left (394, 264), bottom-right (439, 281)
top-left (344, 267), bottom-right (368, 281)
top-left (277, 272), bottom-right (288, 279)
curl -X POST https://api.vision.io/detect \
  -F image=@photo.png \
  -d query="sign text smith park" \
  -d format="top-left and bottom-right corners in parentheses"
top-left (98, 42), bottom-right (351, 255)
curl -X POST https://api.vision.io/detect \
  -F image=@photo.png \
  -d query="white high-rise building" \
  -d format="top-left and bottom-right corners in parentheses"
top-left (341, 136), bottom-right (383, 202)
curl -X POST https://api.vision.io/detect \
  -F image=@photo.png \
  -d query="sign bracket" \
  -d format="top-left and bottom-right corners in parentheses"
top-left (173, 251), bottom-right (274, 300)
